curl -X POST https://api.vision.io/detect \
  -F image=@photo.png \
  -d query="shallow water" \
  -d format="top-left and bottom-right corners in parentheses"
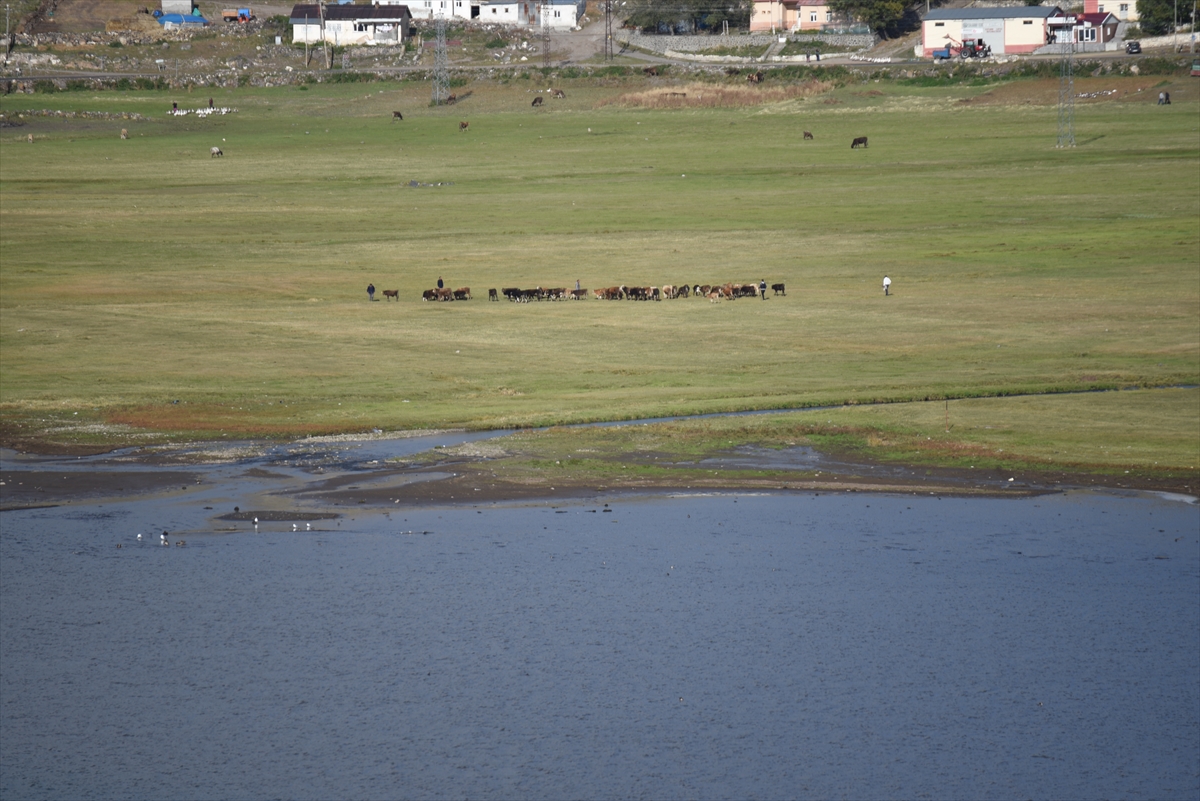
top-left (2, 468), bottom-right (1197, 800)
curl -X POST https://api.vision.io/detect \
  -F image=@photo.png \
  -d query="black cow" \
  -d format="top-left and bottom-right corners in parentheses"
top-left (851, 136), bottom-right (868, 149)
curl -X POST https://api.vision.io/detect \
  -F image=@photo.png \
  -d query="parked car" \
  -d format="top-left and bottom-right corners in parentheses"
top-left (1192, 59), bottom-right (1200, 77)
top-left (1125, 40), bottom-right (1142, 54)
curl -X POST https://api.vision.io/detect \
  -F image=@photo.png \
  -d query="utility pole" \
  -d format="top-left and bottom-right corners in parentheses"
top-left (304, 14), bottom-right (310, 67)
top-left (320, 1), bottom-right (330, 69)
top-left (5, 3), bottom-right (12, 57)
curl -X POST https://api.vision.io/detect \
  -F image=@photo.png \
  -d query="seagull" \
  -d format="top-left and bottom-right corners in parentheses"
top-left (293, 524), bottom-right (298, 531)
top-left (253, 517), bottom-right (259, 525)
top-left (160, 532), bottom-right (168, 545)
top-left (306, 523), bottom-right (311, 531)
top-left (137, 533), bottom-right (142, 541)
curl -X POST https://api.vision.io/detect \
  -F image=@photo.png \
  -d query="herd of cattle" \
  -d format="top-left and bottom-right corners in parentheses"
top-left (416, 283), bottom-right (786, 303)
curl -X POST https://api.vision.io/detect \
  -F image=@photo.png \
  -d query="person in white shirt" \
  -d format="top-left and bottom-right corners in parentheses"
top-left (883, 275), bottom-right (891, 296)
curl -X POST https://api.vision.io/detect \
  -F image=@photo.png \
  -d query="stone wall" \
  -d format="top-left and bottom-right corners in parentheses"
top-left (618, 31), bottom-right (876, 53)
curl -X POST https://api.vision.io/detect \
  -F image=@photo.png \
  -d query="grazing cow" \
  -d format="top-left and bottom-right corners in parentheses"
top-left (698, 285), bottom-right (711, 297)
top-left (708, 290), bottom-right (722, 303)
top-left (851, 136), bottom-right (868, 148)
top-left (447, 94), bottom-right (457, 104)
top-left (422, 289), bottom-right (437, 301)
top-left (459, 121), bottom-right (469, 132)
top-left (532, 96), bottom-right (543, 107)
top-left (803, 131), bottom-right (813, 140)
top-left (661, 284), bottom-right (675, 299)
top-left (747, 70), bottom-right (763, 84)
top-left (502, 287), bottom-right (521, 301)
top-left (771, 283), bottom-right (786, 296)
top-left (436, 288), bottom-right (454, 301)
top-left (552, 88), bottom-right (565, 98)
top-left (210, 146), bottom-right (223, 158)
top-left (488, 288), bottom-right (499, 301)
top-left (453, 287), bottom-right (471, 300)
top-left (392, 111), bottom-right (403, 121)
top-left (677, 284), bottom-right (690, 298)
top-left (570, 288), bottom-right (587, 300)
top-left (382, 289), bottom-right (399, 301)
top-left (120, 128), bottom-right (128, 139)
top-left (643, 66), bottom-right (659, 76)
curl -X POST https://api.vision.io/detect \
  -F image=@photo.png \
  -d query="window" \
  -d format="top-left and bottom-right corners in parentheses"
top-left (810, 11), bottom-right (817, 21)
top-left (826, 11), bottom-right (832, 21)
top-left (1097, 4), bottom-right (1104, 11)
top-left (1076, 26), bottom-right (1096, 41)
top-left (1119, 3), bottom-right (1128, 11)
top-left (934, 21), bottom-right (944, 26)
top-left (1024, 19), bottom-right (1033, 24)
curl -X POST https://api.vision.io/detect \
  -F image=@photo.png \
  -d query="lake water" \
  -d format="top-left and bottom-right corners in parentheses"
top-left (1, 442), bottom-right (1198, 800)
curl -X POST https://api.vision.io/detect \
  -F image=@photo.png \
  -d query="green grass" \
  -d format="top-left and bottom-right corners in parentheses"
top-left (1, 76), bottom-right (1197, 475)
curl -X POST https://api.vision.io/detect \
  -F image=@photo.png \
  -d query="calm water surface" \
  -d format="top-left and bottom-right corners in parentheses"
top-left (1, 478), bottom-right (1197, 800)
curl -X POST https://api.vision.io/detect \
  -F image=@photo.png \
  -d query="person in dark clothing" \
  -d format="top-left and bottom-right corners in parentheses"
top-left (367, 283), bottom-right (375, 301)
top-left (759, 279), bottom-right (767, 300)
top-left (437, 277), bottom-right (444, 289)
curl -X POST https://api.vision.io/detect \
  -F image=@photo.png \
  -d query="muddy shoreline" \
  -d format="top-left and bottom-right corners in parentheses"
top-left (3, 443), bottom-right (1192, 513)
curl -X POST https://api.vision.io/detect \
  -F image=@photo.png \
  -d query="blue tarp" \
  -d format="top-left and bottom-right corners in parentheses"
top-left (157, 13), bottom-right (208, 25)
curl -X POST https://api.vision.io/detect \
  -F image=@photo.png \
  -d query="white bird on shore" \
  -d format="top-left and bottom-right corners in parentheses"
top-left (160, 532), bottom-right (168, 545)
top-left (293, 524), bottom-right (298, 531)
top-left (306, 523), bottom-right (311, 531)
top-left (137, 533), bottom-right (142, 541)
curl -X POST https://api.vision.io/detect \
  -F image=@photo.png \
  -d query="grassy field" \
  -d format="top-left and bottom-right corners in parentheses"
top-left (1, 71), bottom-right (1197, 476)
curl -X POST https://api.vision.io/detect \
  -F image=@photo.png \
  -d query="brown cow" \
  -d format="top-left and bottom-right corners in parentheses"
top-left (551, 88), bottom-right (565, 98)
top-left (453, 287), bottom-right (471, 300)
top-left (488, 288), bottom-right (499, 301)
top-left (803, 131), bottom-right (813, 140)
top-left (392, 111), bottom-right (403, 121)
top-left (447, 94), bottom-right (457, 104)
top-left (532, 96), bottom-right (543, 107)
top-left (436, 288), bottom-right (454, 301)
top-left (459, 121), bottom-right (469, 132)
top-left (120, 128), bottom-right (128, 139)
top-left (643, 66), bottom-right (659, 76)
top-left (422, 289), bottom-right (437, 301)
top-left (851, 136), bottom-right (868, 148)
top-left (771, 283), bottom-right (786, 296)
top-left (747, 70), bottom-right (763, 84)
top-left (382, 289), bottom-right (399, 301)
top-left (570, 289), bottom-right (587, 300)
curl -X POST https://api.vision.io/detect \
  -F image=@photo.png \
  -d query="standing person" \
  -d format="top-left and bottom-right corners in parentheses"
top-left (437, 276), bottom-right (444, 290)
top-left (759, 278), bottom-right (767, 300)
top-left (575, 279), bottom-right (581, 291)
top-left (882, 275), bottom-right (891, 296)
top-left (208, 97), bottom-right (214, 109)
top-left (367, 283), bottom-right (375, 301)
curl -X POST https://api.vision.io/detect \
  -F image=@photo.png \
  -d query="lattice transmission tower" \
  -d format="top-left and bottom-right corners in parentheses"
top-left (603, 0), bottom-right (613, 61)
top-left (432, 15), bottom-right (450, 105)
top-left (1056, 22), bottom-right (1076, 148)
top-left (541, 5), bottom-right (551, 69)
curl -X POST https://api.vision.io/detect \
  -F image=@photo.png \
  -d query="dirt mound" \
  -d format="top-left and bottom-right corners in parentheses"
top-left (598, 80), bottom-right (834, 109)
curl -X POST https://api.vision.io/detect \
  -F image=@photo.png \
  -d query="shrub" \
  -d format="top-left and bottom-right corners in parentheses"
top-left (485, 36), bottom-right (507, 48)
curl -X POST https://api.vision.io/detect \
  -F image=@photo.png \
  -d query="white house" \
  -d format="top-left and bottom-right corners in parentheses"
top-left (407, 0), bottom-right (477, 19)
top-left (480, 0), bottom-right (520, 24)
top-left (290, 3), bottom-right (412, 45)
top-left (537, 0), bottom-right (584, 30)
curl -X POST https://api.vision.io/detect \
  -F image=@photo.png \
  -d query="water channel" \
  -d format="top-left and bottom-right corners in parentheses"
top-left (1, 434), bottom-right (1197, 800)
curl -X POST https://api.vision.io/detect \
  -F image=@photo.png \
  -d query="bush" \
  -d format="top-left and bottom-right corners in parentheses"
top-left (449, 75), bottom-right (469, 87)
top-left (326, 71), bottom-right (377, 83)
top-left (485, 36), bottom-right (507, 48)
top-left (594, 65), bottom-right (630, 77)
top-left (33, 80), bottom-right (59, 93)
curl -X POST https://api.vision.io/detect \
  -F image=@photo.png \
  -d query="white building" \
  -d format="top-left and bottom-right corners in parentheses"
top-left (290, 3), bottom-right (412, 45)
top-left (480, 0), bottom-right (520, 24)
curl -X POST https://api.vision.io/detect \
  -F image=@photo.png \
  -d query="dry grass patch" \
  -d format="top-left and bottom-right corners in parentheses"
top-left (598, 81), bottom-right (833, 109)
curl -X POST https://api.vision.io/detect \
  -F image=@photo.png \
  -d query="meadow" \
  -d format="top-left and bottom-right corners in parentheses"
top-left (1, 70), bottom-right (1197, 476)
